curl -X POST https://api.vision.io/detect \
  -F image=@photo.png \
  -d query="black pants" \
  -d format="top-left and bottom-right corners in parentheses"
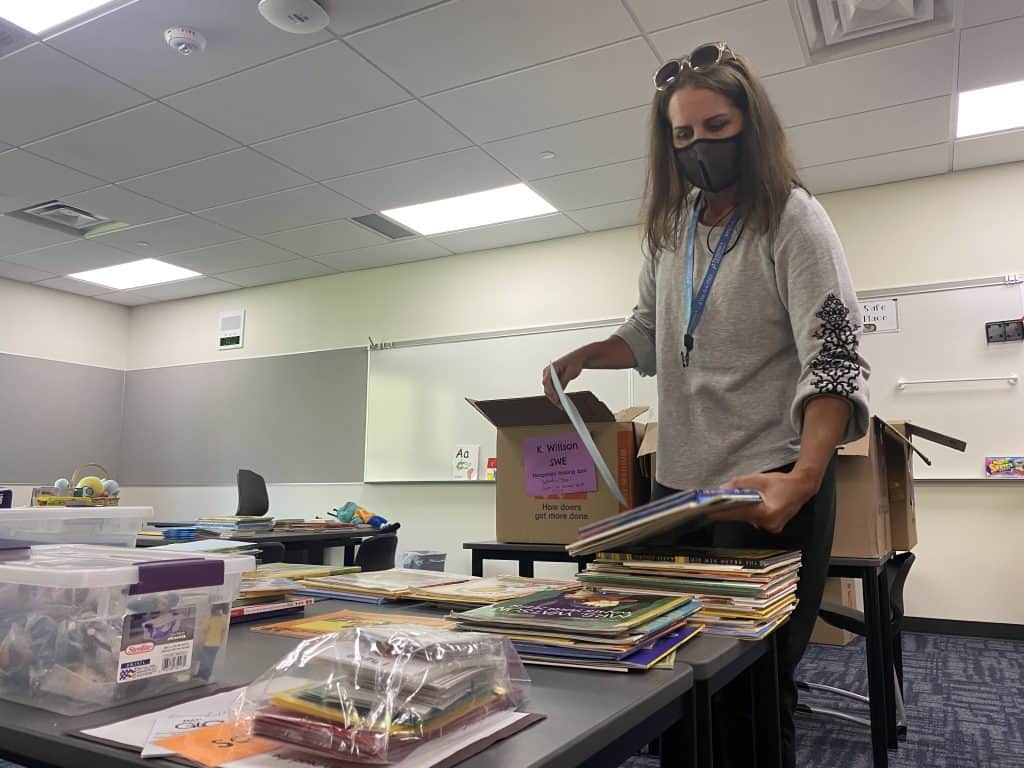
top-left (653, 460), bottom-right (836, 768)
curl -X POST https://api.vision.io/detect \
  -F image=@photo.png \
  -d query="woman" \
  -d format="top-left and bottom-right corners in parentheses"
top-left (543, 43), bottom-right (869, 767)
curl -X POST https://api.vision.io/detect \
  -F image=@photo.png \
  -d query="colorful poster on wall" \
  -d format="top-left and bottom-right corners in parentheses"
top-left (985, 456), bottom-right (1024, 478)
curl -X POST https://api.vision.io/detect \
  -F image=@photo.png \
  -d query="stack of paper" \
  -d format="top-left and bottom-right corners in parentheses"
top-left (453, 588), bottom-right (702, 671)
top-left (155, 539), bottom-right (260, 556)
top-left (566, 489), bottom-right (762, 556)
top-left (196, 516), bottom-right (275, 536)
top-left (578, 548), bottom-right (801, 640)
top-left (243, 562), bottom-right (361, 580)
top-left (231, 577), bottom-right (314, 624)
top-left (407, 575), bottom-right (578, 608)
top-left (294, 568), bottom-right (471, 603)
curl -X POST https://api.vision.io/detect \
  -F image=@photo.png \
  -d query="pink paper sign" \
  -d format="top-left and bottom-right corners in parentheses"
top-left (523, 432), bottom-right (597, 496)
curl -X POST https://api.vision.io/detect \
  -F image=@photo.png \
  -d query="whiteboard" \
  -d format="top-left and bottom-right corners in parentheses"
top-left (365, 324), bottom-right (632, 482)
top-left (633, 278), bottom-right (1024, 480)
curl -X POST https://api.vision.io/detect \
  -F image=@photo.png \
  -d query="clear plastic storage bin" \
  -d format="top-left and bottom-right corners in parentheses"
top-left (0, 544), bottom-right (255, 715)
top-left (0, 506), bottom-right (153, 546)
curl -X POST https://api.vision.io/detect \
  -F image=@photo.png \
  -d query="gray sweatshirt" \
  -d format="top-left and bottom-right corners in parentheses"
top-left (616, 188), bottom-right (870, 490)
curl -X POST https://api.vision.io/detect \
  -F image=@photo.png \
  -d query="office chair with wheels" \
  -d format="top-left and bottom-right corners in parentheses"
top-left (797, 551), bottom-right (916, 737)
top-left (237, 469), bottom-right (270, 517)
top-left (355, 533), bottom-right (398, 572)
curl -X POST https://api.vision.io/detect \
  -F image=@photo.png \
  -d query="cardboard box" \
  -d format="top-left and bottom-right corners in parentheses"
top-left (469, 393), bottom-right (647, 544)
top-left (810, 577), bottom-right (857, 646)
top-left (835, 417), bottom-right (965, 558)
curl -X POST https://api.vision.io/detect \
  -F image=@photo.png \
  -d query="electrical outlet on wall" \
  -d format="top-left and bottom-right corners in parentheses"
top-left (985, 318), bottom-right (1024, 344)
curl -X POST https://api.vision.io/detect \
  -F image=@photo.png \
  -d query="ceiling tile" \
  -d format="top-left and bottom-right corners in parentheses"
top-left (95, 291), bottom-right (158, 306)
top-left (64, 186), bottom-right (181, 226)
top-left (121, 149), bottom-right (308, 210)
top-left (325, 148), bottom-right (517, 210)
top-left (263, 218), bottom-right (387, 257)
top-left (196, 185), bottom-right (368, 236)
top-left (164, 41), bottom-right (408, 144)
top-left (255, 102), bottom-right (471, 180)
top-left (0, 215), bottom-right (76, 258)
top-left (801, 143), bottom-right (950, 195)
top-left (788, 97), bottom-right (952, 168)
top-left (568, 198), bottom-right (642, 232)
top-left (219, 259), bottom-right (336, 288)
top-left (324, 0), bottom-right (442, 35)
top-left (0, 149), bottom-right (103, 209)
top-left (958, 16), bottom-right (1024, 93)
top-left (530, 158), bottom-right (646, 211)
top-left (425, 39), bottom-right (657, 143)
top-left (625, 0), bottom-right (757, 32)
top-left (6, 239), bottom-right (134, 274)
top-left (764, 35), bottom-right (955, 127)
top-left (316, 238), bottom-right (450, 271)
top-left (953, 129), bottom-right (1024, 171)
top-left (47, 0), bottom-right (332, 98)
top-left (483, 107), bottom-right (648, 180)
top-left (0, 43), bottom-right (146, 145)
top-left (0, 259), bottom-right (56, 283)
top-left (135, 277), bottom-right (239, 301)
top-left (93, 215), bottom-right (243, 256)
top-left (164, 239), bottom-right (297, 275)
top-left (960, 0), bottom-right (1024, 28)
top-left (348, 0), bottom-right (636, 96)
top-left (35, 276), bottom-right (109, 297)
top-left (429, 213), bottom-right (583, 253)
top-left (25, 102), bottom-right (238, 182)
top-left (650, 0), bottom-right (805, 76)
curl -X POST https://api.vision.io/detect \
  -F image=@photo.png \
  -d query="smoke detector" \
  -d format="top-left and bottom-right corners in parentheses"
top-left (165, 27), bottom-right (206, 55)
top-left (258, 0), bottom-right (330, 34)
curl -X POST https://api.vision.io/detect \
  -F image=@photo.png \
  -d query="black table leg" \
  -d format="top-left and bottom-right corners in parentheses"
top-left (862, 566), bottom-right (890, 768)
top-left (663, 688), bottom-right (697, 768)
top-left (752, 635), bottom-right (782, 768)
top-left (695, 681), bottom-right (714, 768)
top-left (471, 551), bottom-right (484, 577)
top-left (877, 567), bottom-right (898, 748)
top-left (519, 558), bottom-right (535, 577)
top-left (343, 544), bottom-right (356, 567)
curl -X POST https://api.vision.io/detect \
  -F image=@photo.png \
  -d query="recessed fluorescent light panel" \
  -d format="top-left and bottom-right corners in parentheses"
top-left (70, 258), bottom-right (201, 290)
top-left (381, 184), bottom-right (556, 236)
top-left (957, 80), bottom-right (1024, 138)
top-left (0, 0), bottom-right (114, 34)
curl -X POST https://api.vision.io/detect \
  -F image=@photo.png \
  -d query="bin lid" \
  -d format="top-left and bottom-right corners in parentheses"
top-left (0, 544), bottom-right (254, 589)
top-left (1, 506), bottom-right (154, 520)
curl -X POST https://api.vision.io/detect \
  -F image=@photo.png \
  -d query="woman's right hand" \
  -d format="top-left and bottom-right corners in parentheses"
top-left (543, 351), bottom-right (586, 407)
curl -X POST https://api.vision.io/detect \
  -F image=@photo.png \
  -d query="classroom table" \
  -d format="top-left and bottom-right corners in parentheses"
top-left (0, 600), bottom-right (699, 768)
top-left (463, 540), bottom-right (595, 576)
top-left (137, 528), bottom-right (376, 565)
top-left (826, 552), bottom-right (899, 768)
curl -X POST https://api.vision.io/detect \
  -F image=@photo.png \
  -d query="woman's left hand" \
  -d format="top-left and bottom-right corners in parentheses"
top-left (711, 470), bottom-right (819, 534)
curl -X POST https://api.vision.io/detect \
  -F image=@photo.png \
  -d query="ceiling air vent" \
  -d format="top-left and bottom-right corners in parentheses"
top-left (0, 17), bottom-right (35, 58)
top-left (797, 0), bottom-right (952, 61)
top-left (6, 200), bottom-right (127, 236)
top-left (353, 213), bottom-right (416, 240)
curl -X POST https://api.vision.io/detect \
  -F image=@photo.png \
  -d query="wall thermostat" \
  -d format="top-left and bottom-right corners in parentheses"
top-left (219, 310), bottom-right (245, 350)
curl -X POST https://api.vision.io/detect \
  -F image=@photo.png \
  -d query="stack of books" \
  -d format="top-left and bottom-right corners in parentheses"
top-left (243, 562), bottom-right (361, 580)
top-left (231, 576), bottom-right (314, 624)
top-left (453, 588), bottom-right (702, 672)
top-left (155, 539), bottom-right (260, 557)
top-left (407, 575), bottom-right (578, 608)
top-left (293, 568), bottom-right (471, 604)
top-left (577, 548), bottom-right (801, 640)
top-left (566, 489), bottom-right (762, 557)
top-left (196, 516), bottom-right (275, 537)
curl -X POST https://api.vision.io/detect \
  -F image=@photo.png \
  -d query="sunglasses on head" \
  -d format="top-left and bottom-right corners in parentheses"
top-left (653, 42), bottom-right (734, 91)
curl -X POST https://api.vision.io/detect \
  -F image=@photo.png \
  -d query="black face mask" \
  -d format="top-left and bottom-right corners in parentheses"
top-left (675, 132), bottom-right (743, 193)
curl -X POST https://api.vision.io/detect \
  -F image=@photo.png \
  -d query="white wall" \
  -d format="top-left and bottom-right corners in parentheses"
top-left (27, 161), bottom-right (1024, 625)
top-left (0, 277), bottom-right (129, 369)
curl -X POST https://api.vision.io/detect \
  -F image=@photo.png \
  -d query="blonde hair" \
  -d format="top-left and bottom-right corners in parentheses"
top-left (642, 52), bottom-right (802, 258)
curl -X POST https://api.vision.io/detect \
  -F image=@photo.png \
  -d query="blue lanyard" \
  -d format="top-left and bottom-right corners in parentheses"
top-left (682, 193), bottom-right (741, 367)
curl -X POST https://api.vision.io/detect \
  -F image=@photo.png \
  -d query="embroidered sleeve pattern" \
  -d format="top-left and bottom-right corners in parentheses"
top-left (809, 293), bottom-right (861, 397)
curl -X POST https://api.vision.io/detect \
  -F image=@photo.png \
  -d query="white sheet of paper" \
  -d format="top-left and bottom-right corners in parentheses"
top-left (81, 689), bottom-right (242, 752)
top-left (222, 711), bottom-right (530, 768)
